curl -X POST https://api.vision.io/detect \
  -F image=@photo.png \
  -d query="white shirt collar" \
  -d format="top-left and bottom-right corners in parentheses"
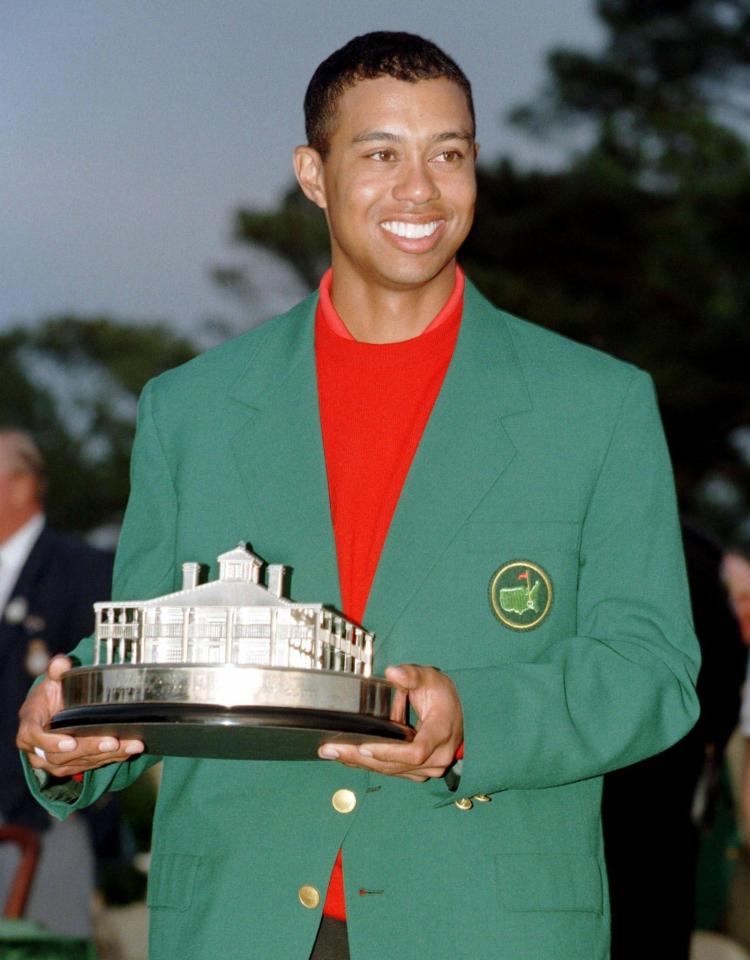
top-left (0, 512), bottom-right (46, 613)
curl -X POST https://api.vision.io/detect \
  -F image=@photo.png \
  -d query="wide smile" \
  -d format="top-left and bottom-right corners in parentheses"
top-left (381, 219), bottom-right (443, 239)
top-left (379, 219), bottom-right (446, 252)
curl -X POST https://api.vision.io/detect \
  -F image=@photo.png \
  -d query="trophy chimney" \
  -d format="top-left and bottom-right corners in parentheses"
top-left (267, 564), bottom-right (287, 598)
top-left (181, 562), bottom-right (201, 591)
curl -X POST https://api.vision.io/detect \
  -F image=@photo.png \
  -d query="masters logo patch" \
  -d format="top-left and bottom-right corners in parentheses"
top-left (489, 561), bottom-right (553, 631)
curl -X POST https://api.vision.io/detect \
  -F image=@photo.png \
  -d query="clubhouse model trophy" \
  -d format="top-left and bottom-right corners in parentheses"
top-left (51, 543), bottom-right (413, 760)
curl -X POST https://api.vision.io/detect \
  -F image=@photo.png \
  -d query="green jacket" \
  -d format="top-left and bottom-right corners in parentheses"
top-left (26, 280), bottom-right (700, 960)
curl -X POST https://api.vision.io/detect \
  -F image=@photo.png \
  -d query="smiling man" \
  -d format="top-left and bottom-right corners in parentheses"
top-left (294, 69), bottom-right (477, 341)
top-left (17, 32), bottom-right (699, 960)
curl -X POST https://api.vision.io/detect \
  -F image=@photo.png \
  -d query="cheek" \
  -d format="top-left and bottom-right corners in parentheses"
top-left (352, 176), bottom-right (393, 207)
top-left (330, 179), bottom-right (383, 220)
top-left (441, 176), bottom-right (476, 218)
top-left (458, 181), bottom-right (477, 215)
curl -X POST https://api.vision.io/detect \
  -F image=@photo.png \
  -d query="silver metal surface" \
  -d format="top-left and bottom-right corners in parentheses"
top-left (91, 543), bottom-right (375, 677)
top-left (51, 664), bottom-right (413, 760)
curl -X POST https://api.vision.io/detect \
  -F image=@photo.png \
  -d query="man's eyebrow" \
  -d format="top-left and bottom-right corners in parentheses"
top-left (351, 131), bottom-right (403, 144)
top-left (432, 130), bottom-right (474, 144)
top-left (351, 130), bottom-right (474, 145)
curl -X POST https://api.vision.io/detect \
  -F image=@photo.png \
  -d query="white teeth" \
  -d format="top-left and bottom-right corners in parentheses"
top-left (381, 220), bottom-right (441, 239)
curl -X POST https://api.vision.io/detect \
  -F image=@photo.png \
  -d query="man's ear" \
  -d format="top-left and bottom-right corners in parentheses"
top-left (294, 145), bottom-right (327, 209)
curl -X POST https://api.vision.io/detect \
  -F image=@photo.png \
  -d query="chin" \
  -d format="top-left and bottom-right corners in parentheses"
top-left (382, 261), bottom-right (454, 289)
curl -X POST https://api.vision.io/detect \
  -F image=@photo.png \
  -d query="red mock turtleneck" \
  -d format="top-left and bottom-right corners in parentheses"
top-left (314, 266), bottom-right (464, 921)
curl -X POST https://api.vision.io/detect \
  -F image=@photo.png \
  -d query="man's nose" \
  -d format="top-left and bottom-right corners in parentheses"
top-left (392, 158), bottom-right (440, 204)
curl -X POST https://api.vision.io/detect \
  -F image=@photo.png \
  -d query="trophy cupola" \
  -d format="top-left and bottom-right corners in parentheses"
top-left (218, 542), bottom-right (262, 584)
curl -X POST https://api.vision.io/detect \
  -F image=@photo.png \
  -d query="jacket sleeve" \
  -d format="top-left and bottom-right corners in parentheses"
top-left (23, 379), bottom-right (177, 819)
top-left (435, 370), bottom-right (700, 802)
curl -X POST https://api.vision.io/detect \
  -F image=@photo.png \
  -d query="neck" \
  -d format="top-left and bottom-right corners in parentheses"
top-left (329, 260), bottom-right (456, 344)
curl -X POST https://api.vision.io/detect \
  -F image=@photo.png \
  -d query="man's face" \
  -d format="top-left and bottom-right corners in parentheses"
top-left (723, 554), bottom-right (750, 646)
top-left (0, 439), bottom-right (38, 543)
top-left (296, 76), bottom-right (477, 293)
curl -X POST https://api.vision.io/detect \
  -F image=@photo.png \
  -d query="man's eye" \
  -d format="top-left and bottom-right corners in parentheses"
top-left (369, 149), bottom-right (396, 161)
top-left (434, 150), bottom-right (463, 162)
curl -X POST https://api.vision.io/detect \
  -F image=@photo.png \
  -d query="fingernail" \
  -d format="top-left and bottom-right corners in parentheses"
top-left (125, 743), bottom-right (143, 754)
top-left (319, 746), bottom-right (340, 759)
top-left (57, 738), bottom-right (76, 752)
top-left (358, 747), bottom-right (374, 758)
top-left (98, 739), bottom-right (117, 752)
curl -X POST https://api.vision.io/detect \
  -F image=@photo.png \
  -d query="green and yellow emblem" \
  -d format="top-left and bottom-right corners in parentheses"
top-left (489, 561), bottom-right (553, 631)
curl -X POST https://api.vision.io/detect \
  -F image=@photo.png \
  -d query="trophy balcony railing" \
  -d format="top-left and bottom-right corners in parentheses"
top-left (93, 603), bottom-right (373, 677)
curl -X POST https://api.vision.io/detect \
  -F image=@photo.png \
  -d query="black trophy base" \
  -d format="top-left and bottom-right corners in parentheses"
top-left (51, 703), bottom-right (412, 760)
top-left (51, 661), bottom-right (415, 761)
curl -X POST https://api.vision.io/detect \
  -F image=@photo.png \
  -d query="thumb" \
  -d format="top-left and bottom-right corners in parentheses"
top-left (384, 663), bottom-right (422, 690)
top-left (47, 655), bottom-right (73, 682)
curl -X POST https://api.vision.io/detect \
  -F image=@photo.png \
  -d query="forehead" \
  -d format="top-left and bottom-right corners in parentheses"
top-left (0, 437), bottom-right (28, 474)
top-left (330, 75), bottom-right (473, 142)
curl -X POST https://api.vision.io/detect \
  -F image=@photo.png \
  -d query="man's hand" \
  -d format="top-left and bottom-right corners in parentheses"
top-left (16, 654), bottom-right (144, 779)
top-left (318, 664), bottom-right (463, 782)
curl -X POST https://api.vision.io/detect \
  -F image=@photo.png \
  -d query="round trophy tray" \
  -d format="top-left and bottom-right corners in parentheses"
top-left (50, 664), bottom-right (413, 761)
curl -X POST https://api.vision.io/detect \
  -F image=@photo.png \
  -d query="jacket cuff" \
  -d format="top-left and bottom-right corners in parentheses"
top-left (30, 768), bottom-right (84, 804)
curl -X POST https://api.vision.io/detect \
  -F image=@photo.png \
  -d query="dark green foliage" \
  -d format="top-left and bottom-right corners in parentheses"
top-left (225, 186), bottom-right (329, 292)
top-left (0, 318), bottom-right (197, 535)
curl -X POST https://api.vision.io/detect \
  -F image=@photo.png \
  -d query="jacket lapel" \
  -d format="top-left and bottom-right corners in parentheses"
top-left (224, 282), bottom-right (532, 650)
top-left (226, 295), bottom-right (341, 606)
top-left (364, 282), bottom-right (532, 655)
top-left (0, 524), bottom-right (51, 660)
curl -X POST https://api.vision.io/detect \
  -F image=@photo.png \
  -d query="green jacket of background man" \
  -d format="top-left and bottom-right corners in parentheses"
top-left (25, 279), bottom-right (700, 960)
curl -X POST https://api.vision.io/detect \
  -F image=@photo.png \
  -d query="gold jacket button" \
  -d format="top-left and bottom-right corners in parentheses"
top-left (453, 797), bottom-right (473, 811)
top-left (473, 794), bottom-right (492, 803)
top-left (332, 789), bottom-right (357, 814)
top-left (298, 885), bottom-right (321, 909)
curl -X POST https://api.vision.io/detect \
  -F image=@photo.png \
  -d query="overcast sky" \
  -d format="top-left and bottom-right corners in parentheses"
top-left (2, 1), bottom-right (604, 336)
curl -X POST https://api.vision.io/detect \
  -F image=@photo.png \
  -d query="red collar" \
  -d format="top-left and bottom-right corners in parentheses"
top-left (317, 265), bottom-right (465, 341)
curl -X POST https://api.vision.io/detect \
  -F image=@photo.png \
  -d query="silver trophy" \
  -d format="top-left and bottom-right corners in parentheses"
top-left (51, 543), bottom-right (413, 760)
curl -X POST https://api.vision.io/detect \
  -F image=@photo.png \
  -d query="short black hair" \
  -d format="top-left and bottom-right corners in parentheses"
top-left (304, 31), bottom-right (475, 158)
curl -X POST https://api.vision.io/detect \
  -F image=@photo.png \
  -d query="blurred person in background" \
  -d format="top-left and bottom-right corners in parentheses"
top-left (0, 428), bottom-right (114, 936)
top-left (603, 522), bottom-right (746, 959)
top-left (724, 552), bottom-right (750, 839)
top-left (723, 552), bottom-right (750, 649)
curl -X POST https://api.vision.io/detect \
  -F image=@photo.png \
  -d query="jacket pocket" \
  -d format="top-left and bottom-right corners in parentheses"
top-left (495, 853), bottom-right (602, 913)
top-left (147, 853), bottom-right (202, 911)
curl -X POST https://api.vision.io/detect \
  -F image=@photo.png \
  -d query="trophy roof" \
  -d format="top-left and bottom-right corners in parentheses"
top-left (138, 577), bottom-right (297, 610)
top-left (216, 542), bottom-right (261, 565)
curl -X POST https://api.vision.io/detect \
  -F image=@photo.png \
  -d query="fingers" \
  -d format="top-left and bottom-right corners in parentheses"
top-left (17, 675), bottom-right (69, 757)
top-left (318, 743), bottom-right (444, 780)
top-left (18, 727), bottom-right (77, 760)
top-left (17, 654), bottom-right (145, 778)
top-left (384, 663), bottom-right (424, 691)
top-left (318, 662), bottom-right (463, 779)
top-left (47, 654), bottom-right (73, 682)
top-left (20, 733), bottom-right (145, 778)
top-left (17, 668), bottom-right (145, 775)
top-left (318, 729), bottom-right (455, 780)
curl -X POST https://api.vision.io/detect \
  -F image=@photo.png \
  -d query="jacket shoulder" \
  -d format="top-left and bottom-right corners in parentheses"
top-left (145, 292), bottom-right (317, 407)
top-left (466, 281), bottom-right (644, 399)
top-left (507, 310), bottom-right (641, 394)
